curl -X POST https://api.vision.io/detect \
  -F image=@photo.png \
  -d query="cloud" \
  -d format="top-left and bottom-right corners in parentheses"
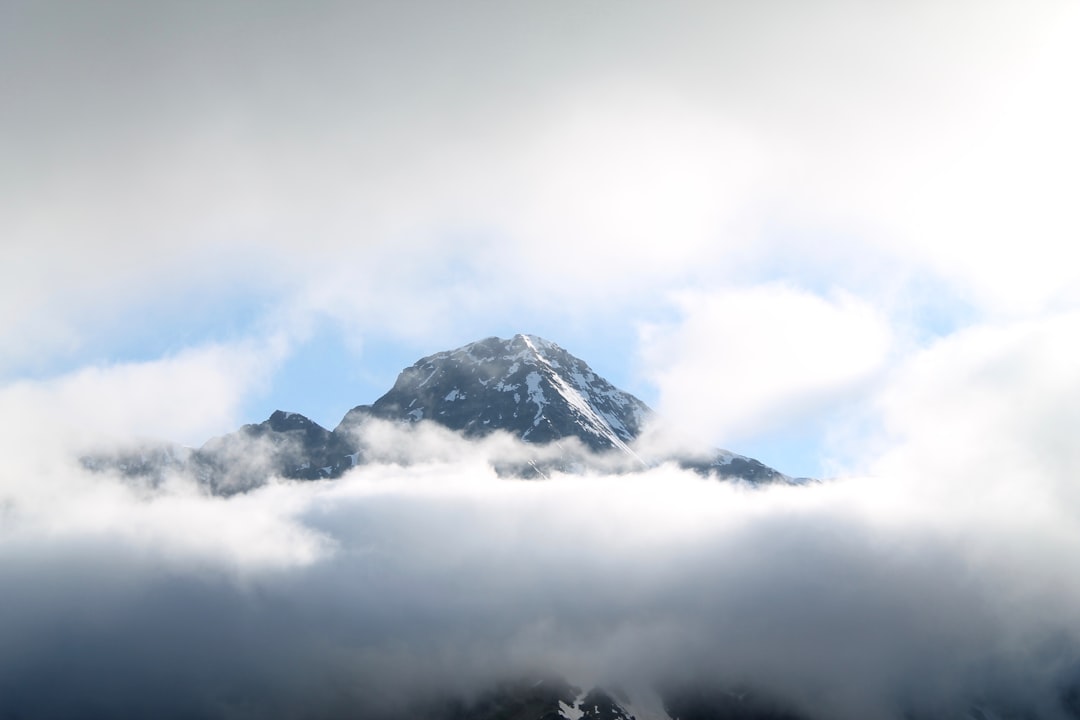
top-left (870, 309), bottom-right (1080, 507)
top-left (7, 1), bottom-right (1076, 370)
top-left (2, 369), bottom-right (1080, 718)
top-left (490, 91), bottom-right (764, 294)
top-left (0, 336), bottom-right (286, 457)
top-left (2, 456), bottom-right (1079, 718)
top-left (639, 285), bottom-right (892, 447)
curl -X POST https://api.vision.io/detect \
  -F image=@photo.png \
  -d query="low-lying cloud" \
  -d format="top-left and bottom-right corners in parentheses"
top-left (2, 412), bottom-right (1079, 719)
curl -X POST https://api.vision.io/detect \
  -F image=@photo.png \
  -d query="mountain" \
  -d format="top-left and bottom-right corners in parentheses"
top-left (338, 334), bottom-right (650, 454)
top-left (333, 334), bottom-right (787, 482)
top-left (83, 334), bottom-right (791, 491)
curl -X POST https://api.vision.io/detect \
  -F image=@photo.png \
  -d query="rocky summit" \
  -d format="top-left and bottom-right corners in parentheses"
top-left (339, 334), bottom-right (651, 453)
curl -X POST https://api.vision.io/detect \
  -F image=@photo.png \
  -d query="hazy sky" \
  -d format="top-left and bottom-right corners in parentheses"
top-left (3, 3), bottom-right (1080, 717)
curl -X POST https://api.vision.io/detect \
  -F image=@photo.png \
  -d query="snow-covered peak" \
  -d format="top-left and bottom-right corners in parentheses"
top-left (353, 334), bottom-right (653, 454)
top-left (514, 332), bottom-right (560, 357)
top-left (439, 333), bottom-right (565, 367)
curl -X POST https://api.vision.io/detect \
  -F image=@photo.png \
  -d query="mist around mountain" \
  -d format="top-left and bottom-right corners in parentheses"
top-left (8, 335), bottom-right (1080, 719)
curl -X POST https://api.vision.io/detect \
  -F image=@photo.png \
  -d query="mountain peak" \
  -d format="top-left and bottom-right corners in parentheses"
top-left (84, 334), bottom-right (792, 491)
top-left (341, 334), bottom-right (652, 453)
top-left (266, 409), bottom-right (321, 432)
top-left (437, 334), bottom-right (563, 367)
top-left (512, 332), bottom-right (558, 353)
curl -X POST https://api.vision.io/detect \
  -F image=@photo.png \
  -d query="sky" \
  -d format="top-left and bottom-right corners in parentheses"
top-left (2, 0), bottom-right (1080, 479)
top-left (3, 2), bottom-right (1080, 718)
top-left (2, 0), bottom-right (1077, 477)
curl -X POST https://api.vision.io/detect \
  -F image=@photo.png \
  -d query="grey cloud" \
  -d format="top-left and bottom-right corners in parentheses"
top-left (2, 451), bottom-right (1079, 718)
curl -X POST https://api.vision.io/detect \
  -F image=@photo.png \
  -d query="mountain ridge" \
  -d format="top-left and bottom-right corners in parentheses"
top-left (84, 334), bottom-right (791, 491)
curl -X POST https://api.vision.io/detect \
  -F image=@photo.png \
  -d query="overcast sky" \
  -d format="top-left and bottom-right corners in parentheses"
top-left (2, 0), bottom-right (1077, 476)
top-left (2, 4), bottom-right (1080, 716)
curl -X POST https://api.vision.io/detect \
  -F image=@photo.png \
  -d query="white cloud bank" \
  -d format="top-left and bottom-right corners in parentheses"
top-left (1, 458), bottom-right (1078, 718)
top-left (0, 337), bottom-right (285, 455)
top-left (640, 285), bottom-right (892, 447)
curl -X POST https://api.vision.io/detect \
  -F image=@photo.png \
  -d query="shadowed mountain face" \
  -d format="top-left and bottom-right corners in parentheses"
top-left (84, 334), bottom-right (789, 491)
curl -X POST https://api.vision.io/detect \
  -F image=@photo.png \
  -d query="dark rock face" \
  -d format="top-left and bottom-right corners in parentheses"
top-left (339, 335), bottom-right (651, 453)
